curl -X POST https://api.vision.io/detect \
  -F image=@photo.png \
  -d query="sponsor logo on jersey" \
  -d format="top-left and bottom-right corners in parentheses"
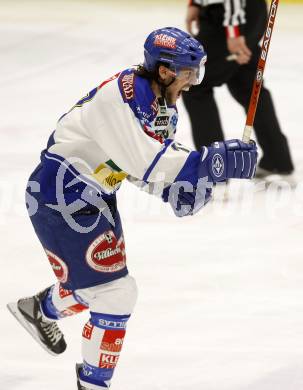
top-left (136, 105), bottom-right (153, 121)
top-left (121, 73), bottom-right (134, 100)
top-left (154, 115), bottom-right (169, 127)
top-left (82, 321), bottom-right (94, 340)
top-left (100, 329), bottom-right (125, 353)
top-left (154, 34), bottom-right (177, 49)
top-left (86, 231), bottom-right (126, 273)
top-left (170, 113), bottom-right (178, 127)
top-left (155, 129), bottom-right (169, 139)
top-left (45, 250), bottom-right (69, 283)
top-left (93, 163), bottom-right (128, 193)
top-left (151, 98), bottom-right (159, 115)
top-left (99, 353), bottom-right (120, 369)
top-left (212, 153), bottom-right (224, 178)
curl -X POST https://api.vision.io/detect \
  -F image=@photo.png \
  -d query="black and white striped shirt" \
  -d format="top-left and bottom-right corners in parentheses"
top-left (189, 0), bottom-right (246, 38)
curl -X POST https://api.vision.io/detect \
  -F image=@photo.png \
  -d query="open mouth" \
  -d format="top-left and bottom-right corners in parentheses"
top-left (177, 85), bottom-right (191, 98)
top-left (182, 84), bottom-right (191, 91)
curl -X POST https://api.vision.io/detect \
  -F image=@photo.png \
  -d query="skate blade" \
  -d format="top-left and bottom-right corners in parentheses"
top-left (7, 302), bottom-right (58, 357)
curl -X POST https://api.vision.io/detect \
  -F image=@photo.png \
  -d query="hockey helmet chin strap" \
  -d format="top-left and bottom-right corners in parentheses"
top-left (157, 77), bottom-right (176, 100)
top-left (157, 74), bottom-right (177, 103)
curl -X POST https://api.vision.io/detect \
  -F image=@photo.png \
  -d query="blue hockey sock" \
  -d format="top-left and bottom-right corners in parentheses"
top-left (40, 286), bottom-right (61, 320)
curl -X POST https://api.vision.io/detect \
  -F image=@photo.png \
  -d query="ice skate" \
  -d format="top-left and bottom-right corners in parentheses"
top-left (76, 364), bottom-right (87, 390)
top-left (7, 288), bottom-right (66, 356)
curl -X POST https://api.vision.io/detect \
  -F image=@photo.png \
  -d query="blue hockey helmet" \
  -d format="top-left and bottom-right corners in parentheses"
top-left (143, 27), bottom-right (207, 85)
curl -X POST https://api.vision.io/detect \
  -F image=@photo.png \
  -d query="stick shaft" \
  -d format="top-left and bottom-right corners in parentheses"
top-left (242, 0), bottom-right (280, 143)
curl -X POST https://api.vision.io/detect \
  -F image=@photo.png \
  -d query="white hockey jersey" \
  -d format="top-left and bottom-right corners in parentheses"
top-left (38, 68), bottom-right (201, 205)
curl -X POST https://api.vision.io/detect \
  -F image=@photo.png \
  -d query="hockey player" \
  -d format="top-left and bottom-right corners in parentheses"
top-left (7, 27), bottom-right (257, 389)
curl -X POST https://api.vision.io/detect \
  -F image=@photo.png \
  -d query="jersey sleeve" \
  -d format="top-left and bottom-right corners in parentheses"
top-left (188, 0), bottom-right (202, 6)
top-left (81, 79), bottom-right (201, 186)
top-left (223, 0), bottom-right (246, 38)
top-left (188, 1), bottom-right (246, 38)
top-left (126, 175), bottom-right (170, 197)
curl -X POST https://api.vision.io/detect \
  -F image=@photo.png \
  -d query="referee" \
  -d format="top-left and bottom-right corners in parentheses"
top-left (183, 0), bottom-right (294, 178)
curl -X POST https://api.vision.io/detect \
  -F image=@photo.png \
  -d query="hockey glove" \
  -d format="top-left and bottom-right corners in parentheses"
top-left (162, 179), bottom-right (213, 217)
top-left (199, 139), bottom-right (257, 183)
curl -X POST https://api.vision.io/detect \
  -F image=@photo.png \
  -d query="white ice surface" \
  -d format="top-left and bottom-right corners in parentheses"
top-left (1, 1), bottom-right (303, 389)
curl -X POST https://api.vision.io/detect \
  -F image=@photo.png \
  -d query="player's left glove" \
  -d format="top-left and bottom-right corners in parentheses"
top-left (199, 139), bottom-right (257, 183)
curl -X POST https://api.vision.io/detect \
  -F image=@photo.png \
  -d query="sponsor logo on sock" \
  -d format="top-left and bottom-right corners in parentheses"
top-left (98, 318), bottom-right (128, 329)
top-left (99, 353), bottom-right (119, 369)
top-left (82, 321), bottom-right (94, 340)
top-left (100, 329), bottom-right (125, 353)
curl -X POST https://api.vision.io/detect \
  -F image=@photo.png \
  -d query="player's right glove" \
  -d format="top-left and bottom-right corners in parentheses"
top-left (163, 182), bottom-right (212, 218)
top-left (199, 139), bottom-right (257, 183)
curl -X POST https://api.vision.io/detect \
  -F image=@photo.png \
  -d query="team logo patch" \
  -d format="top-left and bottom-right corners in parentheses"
top-left (86, 231), bottom-right (126, 273)
top-left (45, 250), bottom-right (69, 283)
top-left (154, 34), bottom-right (176, 49)
top-left (211, 153), bottom-right (224, 178)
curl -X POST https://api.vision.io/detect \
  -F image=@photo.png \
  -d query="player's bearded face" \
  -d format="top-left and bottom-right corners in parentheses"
top-left (173, 68), bottom-right (196, 88)
top-left (157, 64), bottom-right (204, 105)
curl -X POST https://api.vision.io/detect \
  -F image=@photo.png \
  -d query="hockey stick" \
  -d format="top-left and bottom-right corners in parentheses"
top-left (242, 0), bottom-right (280, 143)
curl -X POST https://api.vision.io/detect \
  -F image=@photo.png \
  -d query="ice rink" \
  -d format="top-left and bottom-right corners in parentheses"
top-left (1, 1), bottom-right (303, 389)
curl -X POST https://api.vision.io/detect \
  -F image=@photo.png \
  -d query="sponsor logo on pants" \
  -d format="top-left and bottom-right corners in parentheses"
top-left (45, 249), bottom-right (69, 283)
top-left (59, 286), bottom-right (73, 298)
top-left (86, 231), bottom-right (126, 273)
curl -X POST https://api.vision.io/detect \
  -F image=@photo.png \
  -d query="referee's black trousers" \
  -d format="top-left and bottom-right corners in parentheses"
top-left (183, 1), bottom-right (294, 173)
